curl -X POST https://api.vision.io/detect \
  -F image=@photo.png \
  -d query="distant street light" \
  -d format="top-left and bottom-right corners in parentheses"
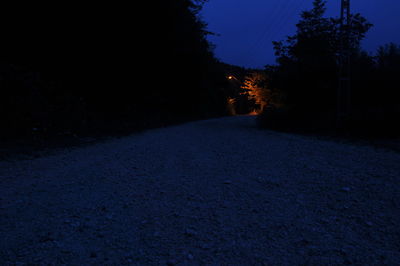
top-left (227, 75), bottom-right (238, 81)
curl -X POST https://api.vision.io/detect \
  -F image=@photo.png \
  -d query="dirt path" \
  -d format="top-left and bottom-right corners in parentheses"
top-left (1, 116), bottom-right (399, 265)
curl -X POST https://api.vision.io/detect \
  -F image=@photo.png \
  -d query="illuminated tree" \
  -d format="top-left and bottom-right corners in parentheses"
top-left (241, 72), bottom-right (270, 113)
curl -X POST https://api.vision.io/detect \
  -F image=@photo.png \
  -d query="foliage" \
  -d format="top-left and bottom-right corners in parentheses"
top-left (258, 0), bottom-right (400, 137)
top-left (0, 1), bottom-right (230, 139)
top-left (271, 0), bottom-right (372, 111)
top-left (240, 72), bottom-right (269, 113)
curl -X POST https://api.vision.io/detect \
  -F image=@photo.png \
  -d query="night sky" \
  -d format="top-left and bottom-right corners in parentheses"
top-left (202, 0), bottom-right (400, 68)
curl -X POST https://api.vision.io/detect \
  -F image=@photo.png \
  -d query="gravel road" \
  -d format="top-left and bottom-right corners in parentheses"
top-left (1, 116), bottom-right (399, 265)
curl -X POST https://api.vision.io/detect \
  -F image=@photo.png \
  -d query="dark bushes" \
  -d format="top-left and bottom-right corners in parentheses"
top-left (257, 106), bottom-right (336, 134)
top-left (0, 1), bottom-right (229, 140)
top-left (258, 1), bottom-right (399, 138)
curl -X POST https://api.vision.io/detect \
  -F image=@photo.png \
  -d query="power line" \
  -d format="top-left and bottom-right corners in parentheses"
top-left (246, 0), bottom-right (297, 66)
top-left (243, 0), bottom-right (292, 66)
top-left (246, 0), bottom-right (292, 55)
top-left (259, 0), bottom-right (308, 55)
top-left (246, 0), bottom-right (309, 68)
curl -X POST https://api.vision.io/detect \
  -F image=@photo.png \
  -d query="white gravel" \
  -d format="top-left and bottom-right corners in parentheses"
top-left (1, 116), bottom-right (399, 265)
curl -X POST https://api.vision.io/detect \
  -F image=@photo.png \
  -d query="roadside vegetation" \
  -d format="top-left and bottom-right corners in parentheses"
top-left (0, 1), bottom-right (230, 142)
top-left (252, 0), bottom-right (399, 138)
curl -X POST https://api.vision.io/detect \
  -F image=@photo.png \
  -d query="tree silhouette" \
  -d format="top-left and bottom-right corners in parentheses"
top-left (0, 1), bottom-right (229, 139)
top-left (271, 0), bottom-right (372, 112)
top-left (257, 0), bottom-right (400, 135)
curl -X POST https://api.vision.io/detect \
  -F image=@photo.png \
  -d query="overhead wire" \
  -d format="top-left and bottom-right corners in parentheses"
top-left (244, 0), bottom-right (296, 66)
top-left (245, 0), bottom-right (292, 60)
top-left (251, 0), bottom-right (309, 67)
top-left (264, 0), bottom-right (309, 48)
top-left (246, 0), bottom-right (310, 68)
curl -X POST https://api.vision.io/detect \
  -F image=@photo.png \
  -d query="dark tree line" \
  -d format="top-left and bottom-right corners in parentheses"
top-left (258, 0), bottom-right (400, 136)
top-left (0, 1), bottom-right (230, 139)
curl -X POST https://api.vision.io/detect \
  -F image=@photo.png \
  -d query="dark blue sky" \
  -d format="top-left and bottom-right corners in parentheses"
top-left (201, 0), bottom-right (400, 68)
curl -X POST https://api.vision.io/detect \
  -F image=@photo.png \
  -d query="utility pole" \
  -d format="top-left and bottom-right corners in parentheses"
top-left (337, 0), bottom-right (351, 128)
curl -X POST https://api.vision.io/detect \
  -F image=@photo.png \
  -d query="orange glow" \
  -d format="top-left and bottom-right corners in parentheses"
top-left (248, 110), bottom-right (259, 116)
top-left (228, 75), bottom-right (234, 80)
top-left (227, 97), bottom-right (236, 105)
top-left (227, 97), bottom-right (236, 115)
top-left (241, 72), bottom-right (269, 114)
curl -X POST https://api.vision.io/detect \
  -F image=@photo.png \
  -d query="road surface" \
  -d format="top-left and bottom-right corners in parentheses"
top-left (1, 116), bottom-right (399, 265)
